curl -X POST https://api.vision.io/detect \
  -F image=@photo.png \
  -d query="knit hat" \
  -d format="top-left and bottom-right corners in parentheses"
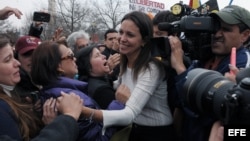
top-left (15, 36), bottom-right (41, 54)
top-left (210, 5), bottom-right (250, 28)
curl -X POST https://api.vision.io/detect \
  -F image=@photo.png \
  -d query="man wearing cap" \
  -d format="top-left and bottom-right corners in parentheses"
top-left (14, 35), bottom-right (41, 103)
top-left (168, 5), bottom-right (250, 141)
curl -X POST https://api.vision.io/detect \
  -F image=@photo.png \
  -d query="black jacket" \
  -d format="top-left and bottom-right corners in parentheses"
top-left (14, 68), bottom-right (40, 102)
top-left (88, 76), bottom-right (116, 109)
top-left (0, 115), bottom-right (79, 141)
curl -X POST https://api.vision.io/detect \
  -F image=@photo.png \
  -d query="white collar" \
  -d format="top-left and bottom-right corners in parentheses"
top-left (0, 84), bottom-right (14, 97)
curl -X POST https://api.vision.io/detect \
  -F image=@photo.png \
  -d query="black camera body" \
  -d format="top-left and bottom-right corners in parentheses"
top-left (183, 68), bottom-right (250, 125)
top-left (162, 14), bottom-right (218, 33)
top-left (151, 12), bottom-right (220, 61)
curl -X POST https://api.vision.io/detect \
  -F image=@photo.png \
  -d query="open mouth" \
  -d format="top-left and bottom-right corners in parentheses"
top-left (104, 61), bottom-right (108, 66)
top-left (14, 70), bottom-right (20, 76)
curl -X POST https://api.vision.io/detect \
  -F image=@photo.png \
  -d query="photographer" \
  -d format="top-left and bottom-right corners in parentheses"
top-left (169, 5), bottom-right (250, 141)
top-left (152, 10), bottom-right (192, 115)
top-left (152, 10), bottom-right (180, 37)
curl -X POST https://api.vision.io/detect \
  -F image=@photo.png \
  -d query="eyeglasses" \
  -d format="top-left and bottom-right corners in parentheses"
top-left (61, 53), bottom-right (75, 61)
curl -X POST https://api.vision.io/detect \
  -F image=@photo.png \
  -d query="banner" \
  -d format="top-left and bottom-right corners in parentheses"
top-left (128, 0), bottom-right (165, 15)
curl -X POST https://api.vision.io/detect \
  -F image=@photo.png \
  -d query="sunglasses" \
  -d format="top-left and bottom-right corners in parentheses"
top-left (61, 53), bottom-right (75, 61)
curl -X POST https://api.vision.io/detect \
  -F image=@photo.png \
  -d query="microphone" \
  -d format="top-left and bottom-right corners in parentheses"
top-left (236, 67), bottom-right (250, 84)
top-left (158, 22), bottom-right (173, 31)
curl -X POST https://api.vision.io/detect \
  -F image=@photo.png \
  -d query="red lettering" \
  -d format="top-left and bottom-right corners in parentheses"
top-left (129, 0), bottom-right (165, 9)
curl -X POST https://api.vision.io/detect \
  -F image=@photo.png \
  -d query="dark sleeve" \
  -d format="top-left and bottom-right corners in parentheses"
top-left (93, 86), bottom-right (116, 109)
top-left (0, 135), bottom-right (17, 141)
top-left (28, 23), bottom-right (43, 39)
top-left (174, 61), bottom-right (202, 117)
top-left (166, 68), bottom-right (178, 114)
top-left (31, 115), bottom-right (79, 141)
top-left (0, 101), bottom-right (22, 141)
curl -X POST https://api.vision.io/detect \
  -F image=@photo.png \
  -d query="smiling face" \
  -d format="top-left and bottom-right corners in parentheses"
top-left (0, 44), bottom-right (21, 86)
top-left (212, 21), bottom-right (250, 55)
top-left (90, 48), bottom-right (110, 76)
top-left (119, 19), bottom-right (144, 59)
top-left (58, 44), bottom-right (78, 78)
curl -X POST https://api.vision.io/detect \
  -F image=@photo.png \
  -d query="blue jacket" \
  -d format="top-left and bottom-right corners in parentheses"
top-left (40, 77), bottom-right (124, 141)
top-left (0, 100), bottom-right (22, 141)
top-left (175, 47), bottom-right (250, 141)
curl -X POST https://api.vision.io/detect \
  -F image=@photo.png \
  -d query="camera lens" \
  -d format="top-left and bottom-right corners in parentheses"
top-left (183, 68), bottom-right (235, 119)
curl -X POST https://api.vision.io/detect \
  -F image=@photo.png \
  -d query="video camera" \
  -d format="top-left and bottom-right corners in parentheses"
top-left (183, 68), bottom-right (250, 125)
top-left (151, 2), bottom-right (220, 61)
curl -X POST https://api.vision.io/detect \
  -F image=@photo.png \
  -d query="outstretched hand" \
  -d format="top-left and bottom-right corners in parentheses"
top-left (0, 6), bottom-right (23, 20)
top-left (107, 53), bottom-right (120, 73)
top-left (51, 27), bottom-right (66, 42)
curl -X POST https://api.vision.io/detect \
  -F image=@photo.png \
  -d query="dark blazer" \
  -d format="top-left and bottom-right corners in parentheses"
top-left (31, 115), bottom-right (79, 141)
top-left (0, 100), bottom-right (21, 141)
top-left (0, 115), bottom-right (79, 141)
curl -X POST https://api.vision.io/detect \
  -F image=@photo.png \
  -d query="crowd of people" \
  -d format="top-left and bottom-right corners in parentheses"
top-left (0, 3), bottom-right (250, 141)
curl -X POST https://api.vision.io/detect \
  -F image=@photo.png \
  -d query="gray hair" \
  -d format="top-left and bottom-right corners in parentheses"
top-left (66, 30), bottom-right (89, 51)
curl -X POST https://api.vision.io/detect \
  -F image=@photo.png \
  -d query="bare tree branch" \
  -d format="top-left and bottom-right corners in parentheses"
top-left (56, 0), bottom-right (90, 34)
top-left (90, 0), bottom-right (127, 29)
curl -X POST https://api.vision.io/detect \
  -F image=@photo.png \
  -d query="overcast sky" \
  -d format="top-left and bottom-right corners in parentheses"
top-left (0, 0), bottom-right (249, 28)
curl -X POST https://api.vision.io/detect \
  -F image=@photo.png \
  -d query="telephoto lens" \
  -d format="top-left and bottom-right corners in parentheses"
top-left (183, 68), bottom-right (250, 125)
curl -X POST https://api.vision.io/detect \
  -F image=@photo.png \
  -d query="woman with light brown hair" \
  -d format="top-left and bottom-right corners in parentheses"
top-left (0, 34), bottom-right (42, 141)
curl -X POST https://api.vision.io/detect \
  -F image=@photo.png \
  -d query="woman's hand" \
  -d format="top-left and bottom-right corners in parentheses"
top-left (56, 92), bottom-right (83, 120)
top-left (42, 98), bottom-right (58, 125)
top-left (115, 84), bottom-right (131, 104)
